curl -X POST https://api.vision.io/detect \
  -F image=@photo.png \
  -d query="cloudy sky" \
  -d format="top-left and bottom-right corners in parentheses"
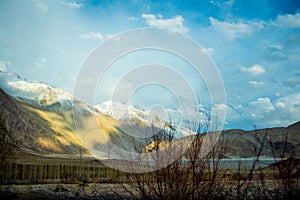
top-left (0, 0), bottom-right (300, 130)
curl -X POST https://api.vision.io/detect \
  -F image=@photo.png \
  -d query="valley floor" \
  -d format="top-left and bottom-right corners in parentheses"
top-left (0, 183), bottom-right (139, 199)
top-left (1, 180), bottom-right (300, 200)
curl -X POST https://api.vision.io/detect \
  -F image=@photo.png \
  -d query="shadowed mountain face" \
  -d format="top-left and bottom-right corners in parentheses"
top-left (0, 88), bottom-right (153, 159)
top-left (0, 88), bottom-right (85, 155)
top-left (217, 122), bottom-right (300, 158)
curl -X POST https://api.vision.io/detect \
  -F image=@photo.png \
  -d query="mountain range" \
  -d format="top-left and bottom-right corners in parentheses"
top-left (0, 71), bottom-right (299, 162)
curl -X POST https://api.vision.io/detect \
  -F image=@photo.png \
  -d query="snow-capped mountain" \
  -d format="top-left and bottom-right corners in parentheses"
top-left (0, 71), bottom-right (159, 159)
top-left (95, 101), bottom-right (164, 127)
top-left (0, 72), bottom-right (137, 158)
top-left (1, 70), bottom-right (300, 163)
top-left (0, 70), bottom-right (195, 160)
top-left (0, 71), bottom-right (74, 111)
top-left (95, 101), bottom-right (196, 138)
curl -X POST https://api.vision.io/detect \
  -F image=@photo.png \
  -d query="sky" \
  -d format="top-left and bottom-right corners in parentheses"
top-left (0, 0), bottom-right (300, 130)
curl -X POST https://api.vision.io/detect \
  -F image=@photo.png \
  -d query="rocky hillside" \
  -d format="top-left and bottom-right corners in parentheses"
top-left (216, 122), bottom-right (300, 158)
top-left (0, 88), bottom-right (154, 159)
top-left (0, 69), bottom-right (299, 161)
top-left (0, 88), bottom-right (85, 155)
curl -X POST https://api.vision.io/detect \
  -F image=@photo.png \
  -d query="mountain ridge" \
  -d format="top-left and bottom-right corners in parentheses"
top-left (0, 71), bottom-right (299, 161)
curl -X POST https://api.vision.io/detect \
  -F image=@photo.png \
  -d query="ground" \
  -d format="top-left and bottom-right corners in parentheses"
top-left (0, 183), bottom-right (139, 200)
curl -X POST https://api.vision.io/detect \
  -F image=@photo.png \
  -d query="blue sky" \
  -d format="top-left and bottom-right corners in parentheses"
top-left (0, 0), bottom-right (300, 130)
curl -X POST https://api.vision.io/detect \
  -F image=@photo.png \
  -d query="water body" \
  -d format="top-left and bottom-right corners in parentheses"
top-left (211, 157), bottom-right (285, 170)
top-left (179, 157), bottom-right (285, 171)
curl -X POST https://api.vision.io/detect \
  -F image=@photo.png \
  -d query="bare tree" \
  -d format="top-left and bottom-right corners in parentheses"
top-left (123, 109), bottom-right (230, 200)
top-left (0, 117), bottom-right (18, 183)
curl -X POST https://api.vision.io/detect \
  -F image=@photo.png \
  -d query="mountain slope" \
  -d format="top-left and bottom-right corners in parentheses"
top-left (2, 84), bottom-right (300, 159)
top-left (0, 87), bottom-right (154, 159)
top-left (96, 101), bottom-right (196, 138)
top-left (216, 125), bottom-right (300, 158)
top-left (0, 71), bottom-right (74, 112)
top-left (1, 71), bottom-right (299, 161)
top-left (0, 88), bottom-right (85, 155)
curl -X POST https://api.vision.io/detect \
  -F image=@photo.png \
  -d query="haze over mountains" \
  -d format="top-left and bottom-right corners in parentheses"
top-left (0, 71), bottom-right (299, 160)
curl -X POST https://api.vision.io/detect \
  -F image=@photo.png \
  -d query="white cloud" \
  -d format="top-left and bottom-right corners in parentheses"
top-left (270, 93), bottom-right (300, 126)
top-left (275, 102), bottom-right (285, 109)
top-left (248, 80), bottom-right (265, 87)
top-left (211, 103), bottom-right (227, 117)
top-left (247, 97), bottom-right (275, 125)
top-left (199, 48), bottom-right (215, 56)
top-left (249, 97), bottom-right (275, 113)
top-left (280, 93), bottom-right (300, 110)
top-left (273, 13), bottom-right (300, 28)
top-left (221, 94), bottom-right (300, 128)
top-left (241, 64), bottom-right (265, 76)
top-left (142, 14), bottom-right (189, 34)
top-left (209, 17), bottom-right (264, 39)
top-left (79, 32), bottom-right (104, 41)
top-left (61, 1), bottom-right (83, 9)
top-left (206, 48), bottom-right (215, 56)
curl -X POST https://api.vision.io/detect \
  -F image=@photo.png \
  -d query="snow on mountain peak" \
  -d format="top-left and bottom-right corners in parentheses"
top-left (0, 71), bottom-right (74, 110)
top-left (97, 101), bottom-right (176, 128)
top-left (95, 101), bottom-right (197, 138)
